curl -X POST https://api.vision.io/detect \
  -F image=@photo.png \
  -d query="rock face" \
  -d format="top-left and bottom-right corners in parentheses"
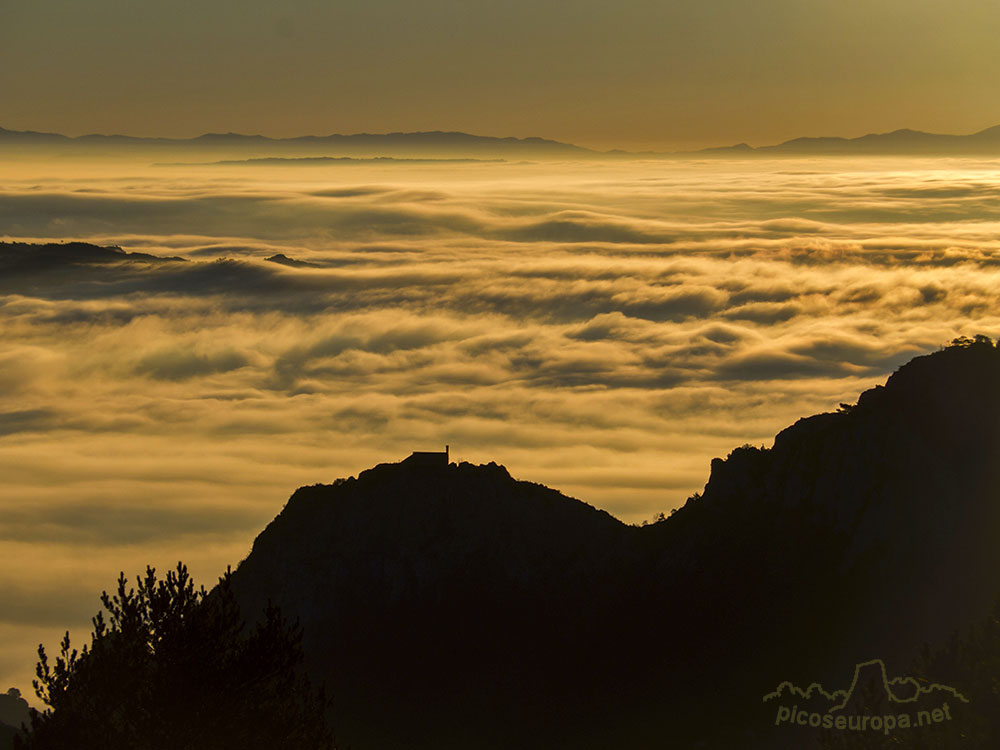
top-left (229, 339), bottom-right (1000, 749)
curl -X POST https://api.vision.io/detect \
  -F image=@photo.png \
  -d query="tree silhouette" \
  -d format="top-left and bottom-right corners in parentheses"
top-left (16, 563), bottom-right (334, 750)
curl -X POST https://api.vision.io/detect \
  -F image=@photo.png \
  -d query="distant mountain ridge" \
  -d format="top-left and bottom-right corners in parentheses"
top-left (229, 338), bottom-right (1000, 749)
top-left (0, 127), bottom-right (593, 159)
top-left (701, 123), bottom-right (1000, 156)
top-left (5, 124), bottom-right (1000, 158)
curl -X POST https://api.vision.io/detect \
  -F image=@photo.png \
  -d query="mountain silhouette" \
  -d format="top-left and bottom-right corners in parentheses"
top-left (0, 128), bottom-right (593, 159)
top-left (0, 241), bottom-right (182, 274)
top-left (229, 338), bottom-right (1000, 749)
top-left (7, 124), bottom-right (1000, 158)
top-left (186, 156), bottom-right (506, 166)
top-left (697, 124), bottom-right (1000, 156)
top-left (0, 241), bottom-right (186, 299)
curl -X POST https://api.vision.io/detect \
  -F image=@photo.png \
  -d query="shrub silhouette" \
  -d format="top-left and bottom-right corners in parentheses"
top-left (16, 563), bottom-right (333, 750)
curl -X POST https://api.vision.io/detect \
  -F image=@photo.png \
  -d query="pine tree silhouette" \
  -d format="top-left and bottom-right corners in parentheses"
top-left (16, 563), bottom-right (334, 750)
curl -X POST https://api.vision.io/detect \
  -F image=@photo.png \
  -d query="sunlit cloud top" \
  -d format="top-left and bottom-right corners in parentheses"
top-left (2, 156), bottom-right (1000, 696)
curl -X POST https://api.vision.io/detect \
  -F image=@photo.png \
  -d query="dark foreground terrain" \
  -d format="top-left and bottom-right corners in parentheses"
top-left (229, 338), bottom-right (1000, 749)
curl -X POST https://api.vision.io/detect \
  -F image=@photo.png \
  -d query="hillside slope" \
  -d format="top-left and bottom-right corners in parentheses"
top-left (230, 338), bottom-right (1000, 749)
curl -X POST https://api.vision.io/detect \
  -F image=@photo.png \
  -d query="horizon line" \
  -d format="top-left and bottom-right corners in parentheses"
top-left (4, 122), bottom-right (1000, 156)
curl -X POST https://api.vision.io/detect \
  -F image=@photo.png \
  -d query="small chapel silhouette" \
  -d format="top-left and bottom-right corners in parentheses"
top-left (403, 445), bottom-right (449, 467)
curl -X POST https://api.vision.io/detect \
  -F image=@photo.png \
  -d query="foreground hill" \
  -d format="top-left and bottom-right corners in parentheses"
top-left (230, 338), bottom-right (1000, 749)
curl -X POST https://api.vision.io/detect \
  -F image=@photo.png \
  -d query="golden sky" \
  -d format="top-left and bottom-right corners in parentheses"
top-left (3, 0), bottom-right (1000, 149)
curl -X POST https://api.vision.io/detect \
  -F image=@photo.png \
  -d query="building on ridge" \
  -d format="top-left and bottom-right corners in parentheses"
top-left (403, 445), bottom-right (449, 467)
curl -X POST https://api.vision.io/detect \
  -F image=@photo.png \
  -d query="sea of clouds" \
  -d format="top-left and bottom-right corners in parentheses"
top-left (2, 155), bottom-right (1000, 695)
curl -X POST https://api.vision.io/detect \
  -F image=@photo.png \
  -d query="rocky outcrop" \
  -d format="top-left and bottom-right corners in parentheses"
top-left (229, 338), bottom-right (1000, 749)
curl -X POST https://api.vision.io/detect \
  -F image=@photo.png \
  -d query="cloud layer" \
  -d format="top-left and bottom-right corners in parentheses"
top-left (2, 156), bottom-right (1000, 695)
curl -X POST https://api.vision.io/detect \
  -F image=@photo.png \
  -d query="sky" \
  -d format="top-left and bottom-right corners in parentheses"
top-left (3, 0), bottom-right (1000, 149)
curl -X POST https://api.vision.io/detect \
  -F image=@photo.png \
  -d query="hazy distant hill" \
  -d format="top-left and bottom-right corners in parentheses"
top-left (229, 339), bottom-right (1000, 749)
top-left (699, 124), bottom-right (1000, 156)
top-left (6, 124), bottom-right (1000, 159)
top-left (0, 127), bottom-right (593, 160)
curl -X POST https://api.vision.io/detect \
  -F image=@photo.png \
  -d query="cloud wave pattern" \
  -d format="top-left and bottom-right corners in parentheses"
top-left (1, 156), bottom-right (999, 694)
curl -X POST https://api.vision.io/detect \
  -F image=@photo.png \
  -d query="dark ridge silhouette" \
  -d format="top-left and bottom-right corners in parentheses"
top-left (228, 338), bottom-right (1000, 749)
top-left (264, 253), bottom-right (317, 268)
top-left (0, 241), bottom-right (184, 275)
top-left (0, 241), bottom-right (329, 308)
top-left (0, 241), bottom-right (189, 300)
